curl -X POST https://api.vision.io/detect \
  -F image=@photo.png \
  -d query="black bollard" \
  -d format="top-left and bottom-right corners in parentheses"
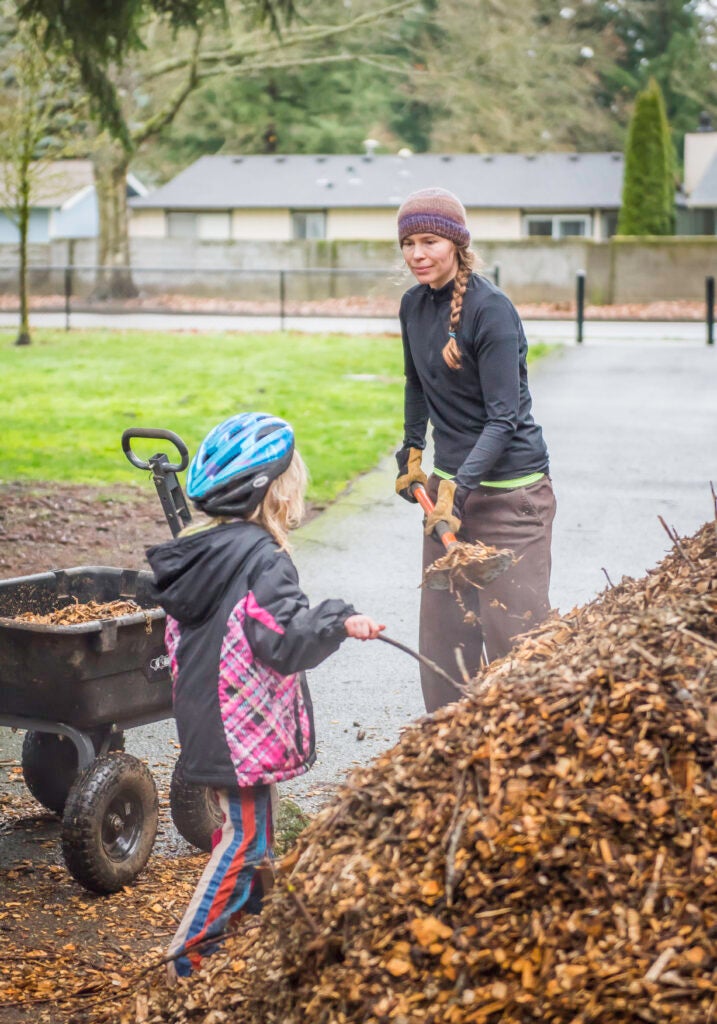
top-left (64, 265), bottom-right (73, 331)
top-left (707, 276), bottom-right (715, 347)
top-left (576, 270), bottom-right (585, 344)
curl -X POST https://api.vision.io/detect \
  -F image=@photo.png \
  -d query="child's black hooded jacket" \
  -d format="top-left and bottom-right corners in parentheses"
top-left (147, 520), bottom-right (355, 791)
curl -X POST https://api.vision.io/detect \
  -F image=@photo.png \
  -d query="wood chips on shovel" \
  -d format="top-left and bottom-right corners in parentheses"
top-left (423, 540), bottom-right (517, 590)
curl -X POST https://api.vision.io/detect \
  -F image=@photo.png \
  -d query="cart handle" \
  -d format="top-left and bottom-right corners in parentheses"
top-left (122, 428), bottom-right (189, 473)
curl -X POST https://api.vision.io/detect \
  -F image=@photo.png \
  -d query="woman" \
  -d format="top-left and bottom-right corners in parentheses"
top-left (394, 187), bottom-right (556, 713)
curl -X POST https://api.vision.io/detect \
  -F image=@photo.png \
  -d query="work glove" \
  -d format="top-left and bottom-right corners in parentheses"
top-left (395, 444), bottom-right (428, 503)
top-left (424, 478), bottom-right (462, 536)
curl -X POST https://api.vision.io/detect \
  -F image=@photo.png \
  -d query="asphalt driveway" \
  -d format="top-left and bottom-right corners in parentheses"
top-left (278, 334), bottom-right (717, 808)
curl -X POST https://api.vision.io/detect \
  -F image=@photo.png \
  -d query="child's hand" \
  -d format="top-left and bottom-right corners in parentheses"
top-left (344, 614), bottom-right (385, 641)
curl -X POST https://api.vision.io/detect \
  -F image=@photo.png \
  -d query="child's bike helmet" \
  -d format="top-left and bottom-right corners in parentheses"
top-left (186, 412), bottom-right (295, 517)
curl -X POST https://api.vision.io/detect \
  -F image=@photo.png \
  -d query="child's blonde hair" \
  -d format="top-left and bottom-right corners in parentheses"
top-left (248, 449), bottom-right (307, 550)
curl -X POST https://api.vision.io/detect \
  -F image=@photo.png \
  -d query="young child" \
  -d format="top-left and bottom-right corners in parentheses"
top-left (146, 411), bottom-right (384, 981)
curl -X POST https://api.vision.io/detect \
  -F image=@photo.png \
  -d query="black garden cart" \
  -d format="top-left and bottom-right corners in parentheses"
top-left (0, 430), bottom-right (220, 893)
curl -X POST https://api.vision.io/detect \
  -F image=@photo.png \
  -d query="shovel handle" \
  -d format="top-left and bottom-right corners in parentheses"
top-left (410, 482), bottom-right (458, 548)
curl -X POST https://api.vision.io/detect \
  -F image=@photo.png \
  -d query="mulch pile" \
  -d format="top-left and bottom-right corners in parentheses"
top-left (101, 509), bottom-right (717, 1024)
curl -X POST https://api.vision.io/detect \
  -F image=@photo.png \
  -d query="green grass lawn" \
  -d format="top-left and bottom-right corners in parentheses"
top-left (0, 328), bottom-right (550, 503)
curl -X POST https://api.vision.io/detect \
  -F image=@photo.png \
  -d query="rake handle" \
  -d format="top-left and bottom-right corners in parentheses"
top-left (377, 633), bottom-right (466, 696)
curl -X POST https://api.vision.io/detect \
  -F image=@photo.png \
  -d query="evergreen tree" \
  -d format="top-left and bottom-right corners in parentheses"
top-left (572, 0), bottom-right (717, 156)
top-left (617, 77), bottom-right (675, 235)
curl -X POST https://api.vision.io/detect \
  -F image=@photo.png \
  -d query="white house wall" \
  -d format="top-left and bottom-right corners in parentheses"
top-left (129, 210), bottom-right (166, 238)
top-left (128, 204), bottom-right (613, 242)
top-left (231, 209), bottom-right (291, 240)
top-left (468, 209), bottom-right (521, 240)
top-left (684, 132), bottom-right (717, 196)
top-left (327, 208), bottom-right (395, 239)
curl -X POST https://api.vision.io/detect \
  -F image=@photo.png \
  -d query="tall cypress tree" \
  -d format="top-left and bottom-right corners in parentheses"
top-left (617, 78), bottom-right (675, 236)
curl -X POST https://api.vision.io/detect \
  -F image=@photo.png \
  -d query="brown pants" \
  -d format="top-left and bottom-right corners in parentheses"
top-left (419, 474), bottom-right (556, 712)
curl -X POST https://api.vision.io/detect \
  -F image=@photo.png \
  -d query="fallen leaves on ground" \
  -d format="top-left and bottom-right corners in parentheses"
top-left (0, 812), bottom-right (205, 1024)
top-left (0, 294), bottom-right (708, 321)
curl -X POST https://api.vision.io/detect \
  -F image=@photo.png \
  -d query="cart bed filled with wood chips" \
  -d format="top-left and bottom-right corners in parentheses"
top-left (119, 512), bottom-right (717, 1024)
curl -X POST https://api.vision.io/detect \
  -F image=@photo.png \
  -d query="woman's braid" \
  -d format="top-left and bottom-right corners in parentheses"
top-left (442, 247), bottom-right (477, 370)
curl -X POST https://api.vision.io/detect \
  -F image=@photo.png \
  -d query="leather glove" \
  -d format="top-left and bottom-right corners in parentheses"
top-left (424, 478), bottom-right (462, 535)
top-left (395, 445), bottom-right (428, 503)
top-left (453, 484), bottom-right (470, 522)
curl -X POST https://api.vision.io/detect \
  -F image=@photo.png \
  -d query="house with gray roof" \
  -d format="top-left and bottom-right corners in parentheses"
top-left (0, 159), bottom-right (147, 244)
top-left (681, 118), bottom-right (717, 234)
top-left (128, 151), bottom-right (625, 244)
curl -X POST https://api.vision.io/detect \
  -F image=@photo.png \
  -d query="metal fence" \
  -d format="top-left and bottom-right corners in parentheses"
top-left (1, 265), bottom-right (714, 343)
top-left (0, 265), bottom-right (414, 329)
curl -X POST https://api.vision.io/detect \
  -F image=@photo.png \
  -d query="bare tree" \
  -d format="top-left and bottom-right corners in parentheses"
top-left (82, 0), bottom-right (418, 299)
top-left (0, 14), bottom-right (86, 344)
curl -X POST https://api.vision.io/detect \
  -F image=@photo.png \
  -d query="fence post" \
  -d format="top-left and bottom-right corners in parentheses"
top-left (576, 269), bottom-right (585, 345)
top-left (493, 262), bottom-right (501, 288)
top-left (279, 269), bottom-right (286, 331)
top-left (64, 265), bottom-right (72, 331)
top-left (707, 276), bottom-right (715, 347)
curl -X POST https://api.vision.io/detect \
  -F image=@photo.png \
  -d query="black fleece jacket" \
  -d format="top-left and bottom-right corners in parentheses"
top-left (399, 273), bottom-right (549, 488)
top-left (146, 520), bottom-right (355, 789)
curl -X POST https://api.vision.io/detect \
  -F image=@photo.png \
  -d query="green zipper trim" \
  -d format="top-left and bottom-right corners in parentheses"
top-left (433, 468), bottom-right (545, 488)
top-left (480, 472), bottom-right (545, 488)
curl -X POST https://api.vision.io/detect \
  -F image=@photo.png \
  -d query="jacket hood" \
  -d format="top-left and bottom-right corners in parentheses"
top-left (146, 520), bottom-right (273, 624)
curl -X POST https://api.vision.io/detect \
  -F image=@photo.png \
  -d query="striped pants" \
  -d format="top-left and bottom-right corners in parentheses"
top-left (167, 783), bottom-right (275, 978)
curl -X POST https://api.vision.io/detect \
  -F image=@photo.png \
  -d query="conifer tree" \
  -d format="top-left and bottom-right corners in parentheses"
top-left (617, 78), bottom-right (675, 236)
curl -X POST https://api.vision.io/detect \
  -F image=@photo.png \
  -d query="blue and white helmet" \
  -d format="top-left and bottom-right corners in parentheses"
top-left (186, 412), bottom-right (295, 517)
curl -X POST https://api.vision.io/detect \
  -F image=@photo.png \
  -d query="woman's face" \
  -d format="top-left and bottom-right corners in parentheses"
top-left (401, 233), bottom-right (458, 290)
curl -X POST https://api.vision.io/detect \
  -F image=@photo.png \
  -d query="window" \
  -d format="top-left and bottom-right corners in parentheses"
top-left (526, 219), bottom-right (553, 237)
top-left (167, 212), bottom-right (198, 239)
top-left (291, 210), bottom-right (327, 240)
top-left (524, 214), bottom-right (591, 239)
top-left (557, 219), bottom-right (587, 238)
top-left (602, 211), bottom-right (619, 239)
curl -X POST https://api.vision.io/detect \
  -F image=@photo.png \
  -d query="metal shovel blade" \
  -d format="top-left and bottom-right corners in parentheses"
top-left (423, 541), bottom-right (515, 591)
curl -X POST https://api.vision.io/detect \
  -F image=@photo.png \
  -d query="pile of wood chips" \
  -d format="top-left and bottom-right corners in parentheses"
top-left (116, 517), bottom-right (716, 1024)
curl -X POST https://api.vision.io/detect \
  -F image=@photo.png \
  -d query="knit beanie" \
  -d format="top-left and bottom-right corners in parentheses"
top-left (397, 187), bottom-right (470, 247)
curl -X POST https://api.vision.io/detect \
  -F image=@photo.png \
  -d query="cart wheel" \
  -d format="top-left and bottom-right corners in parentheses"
top-left (170, 757), bottom-right (222, 852)
top-left (21, 730), bottom-right (125, 816)
top-left (61, 753), bottom-right (158, 894)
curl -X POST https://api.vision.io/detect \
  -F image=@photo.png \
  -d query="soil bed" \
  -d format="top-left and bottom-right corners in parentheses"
top-left (0, 482), bottom-right (175, 580)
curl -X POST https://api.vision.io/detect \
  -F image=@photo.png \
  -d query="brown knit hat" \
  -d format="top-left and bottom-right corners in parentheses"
top-left (397, 187), bottom-right (470, 247)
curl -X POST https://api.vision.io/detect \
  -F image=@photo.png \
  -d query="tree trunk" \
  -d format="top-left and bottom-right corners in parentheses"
top-left (15, 183), bottom-right (31, 346)
top-left (92, 136), bottom-right (138, 300)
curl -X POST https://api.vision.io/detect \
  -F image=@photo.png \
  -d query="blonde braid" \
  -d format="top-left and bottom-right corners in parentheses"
top-left (442, 246), bottom-right (478, 370)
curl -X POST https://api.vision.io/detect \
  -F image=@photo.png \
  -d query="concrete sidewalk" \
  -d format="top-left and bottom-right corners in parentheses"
top-left (279, 335), bottom-right (717, 809)
top-left (0, 309), bottom-right (710, 344)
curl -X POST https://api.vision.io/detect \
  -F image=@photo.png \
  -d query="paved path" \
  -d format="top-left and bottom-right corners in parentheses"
top-left (0, 309), bottom-right (710, 343)
top-left (2, 334), bottom-right (716, 828)
top-left (279, 335), bottom-right (717, 808)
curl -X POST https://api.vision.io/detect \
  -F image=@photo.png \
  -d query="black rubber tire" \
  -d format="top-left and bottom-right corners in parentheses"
top-left (169, 757), bottom-right (222, 852)
top-left (21, 730), bottom-right (125, 816)
top-left (61, 753), bottom-right (158, 894)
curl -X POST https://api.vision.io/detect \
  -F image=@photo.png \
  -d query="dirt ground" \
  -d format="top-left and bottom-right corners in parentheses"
top-left (0, 482), bottom-right (306, 1024)
top-left (0, 481), bottom-right (174, 580)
